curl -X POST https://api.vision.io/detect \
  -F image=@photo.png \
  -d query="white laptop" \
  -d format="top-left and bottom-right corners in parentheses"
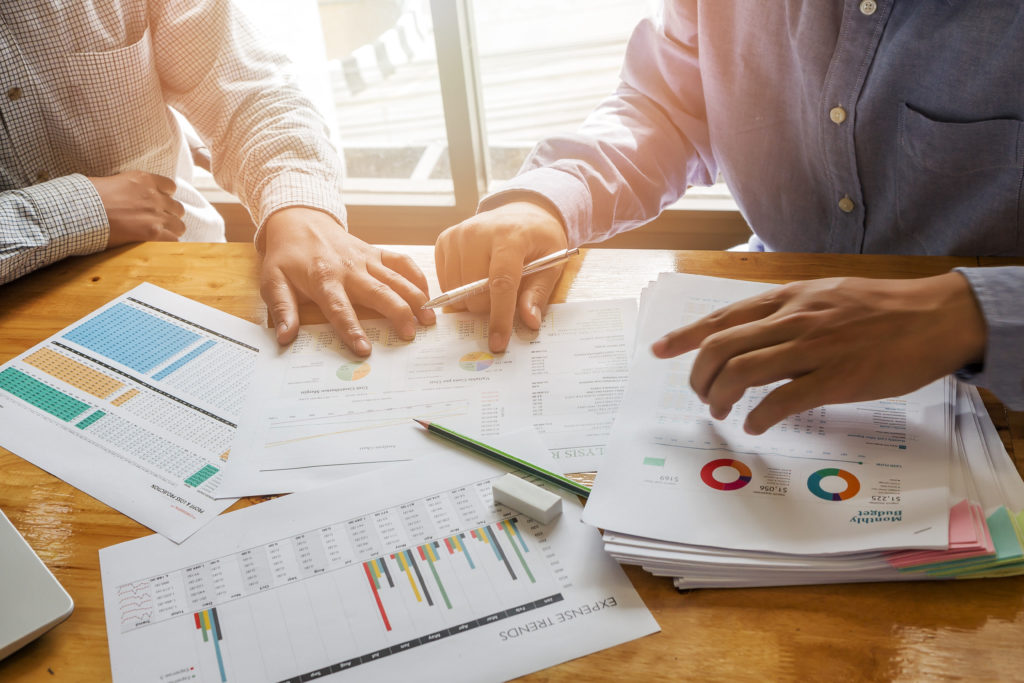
top-left (0, 507), bottom-right (74, 660)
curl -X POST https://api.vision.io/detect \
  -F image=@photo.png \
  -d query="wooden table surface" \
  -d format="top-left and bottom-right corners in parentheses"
top-left (2, 243), bottom-right (1023, 682)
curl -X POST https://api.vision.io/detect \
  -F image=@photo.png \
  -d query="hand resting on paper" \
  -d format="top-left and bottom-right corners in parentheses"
top-left (434, 201), bottom-right (569, 353)
top-left (259, 207), bottom-right (436, 354)
top-left (650, 272), bottom-right (987, 435)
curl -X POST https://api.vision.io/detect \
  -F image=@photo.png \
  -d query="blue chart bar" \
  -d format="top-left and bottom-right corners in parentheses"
top-left (195, 607), bottom-right (227, 682)
top-left (153, 339), bottom-right (216, 380)
top-left (64, 303), bottom-right (199, 374)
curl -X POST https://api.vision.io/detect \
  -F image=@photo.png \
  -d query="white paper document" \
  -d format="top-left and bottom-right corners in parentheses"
top-left (0, 283), bottom-right (261, 542)
top-left (221, 299), bottom-right (636, 496)
top-left (100, 455), bottom-right (659, 683)
top-left (583, 274), bottom-right (953, 555)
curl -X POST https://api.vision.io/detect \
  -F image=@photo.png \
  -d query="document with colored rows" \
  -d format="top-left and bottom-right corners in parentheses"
top-left (0, 283), bottom-right (263, 542)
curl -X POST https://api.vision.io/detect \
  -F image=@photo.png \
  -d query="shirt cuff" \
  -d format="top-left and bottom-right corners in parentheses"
top-left (953, 266), bottom-right (1024, 410)
top-left (478, 167), bottom-right (593, 248)
top-left (25, 174), bottom-right (109, 259)
top-left (251, 172), bottom-right (349, 252)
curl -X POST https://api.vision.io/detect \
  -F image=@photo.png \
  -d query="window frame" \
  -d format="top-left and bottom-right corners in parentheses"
top-left (211, 0), bottom-right (751, 249)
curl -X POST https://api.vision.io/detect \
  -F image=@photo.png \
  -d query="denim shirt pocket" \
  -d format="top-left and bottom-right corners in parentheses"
top-left (897, 103), bottom-right (1023, 256)
top-left (63, 27), bottom-right (174, 175)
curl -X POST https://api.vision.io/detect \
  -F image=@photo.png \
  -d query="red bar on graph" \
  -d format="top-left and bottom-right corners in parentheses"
top-left (363, 562), bottom-right (392, 631)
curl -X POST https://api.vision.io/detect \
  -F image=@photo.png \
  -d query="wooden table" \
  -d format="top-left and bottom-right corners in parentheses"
top-left (2, 243), bottom-right (1023, 681)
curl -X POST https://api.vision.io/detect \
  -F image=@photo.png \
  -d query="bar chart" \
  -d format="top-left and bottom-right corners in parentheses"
top-left (103, 455), bottom-right (658, 683)
top-left (113, 476), bottom-right (571, 682)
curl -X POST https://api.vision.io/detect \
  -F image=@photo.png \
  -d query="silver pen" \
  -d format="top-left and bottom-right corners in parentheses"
top-left (422, 248), bottom-right (579, 309)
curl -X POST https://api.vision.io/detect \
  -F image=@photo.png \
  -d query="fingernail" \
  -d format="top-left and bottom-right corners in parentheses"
top-left (489, 332), bottom-right (506, 351)
top-left (651, 337), bottom-right (667, 355)
top-left (400, 322), bottom-right (417, 340)
top-left (711, 406), bottom-right (731, 420)
top-left (277, 322), bottom-right (289, 335)
top-left (354, 339), bottom-right (371, 355)
top-left (530, 305), bottom-right (541, 323)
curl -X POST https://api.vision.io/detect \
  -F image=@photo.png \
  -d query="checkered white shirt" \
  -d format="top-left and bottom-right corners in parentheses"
top-left (0, 0), bottom-right (347, 284)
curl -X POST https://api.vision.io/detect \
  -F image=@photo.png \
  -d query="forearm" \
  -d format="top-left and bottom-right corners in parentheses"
top-left (954, 266), bottom-right (1024, 409)
top-left (0, 175), bottom-right (108, 285)
top-left (480, 7), bottom-right (715, 246)
top-left (151, 0), bottom-right (347, 243)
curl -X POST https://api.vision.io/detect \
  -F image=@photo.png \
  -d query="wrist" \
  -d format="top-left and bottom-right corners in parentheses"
top-left (258, 206), bottom-right (346, 253)
top-left (932, 271), bottom-right (987, 368)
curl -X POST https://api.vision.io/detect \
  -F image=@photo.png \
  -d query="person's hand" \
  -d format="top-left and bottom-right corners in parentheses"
top-left (259, 207), bottom-right (435, 354)
top-left (651, 272), bottom-right (987, 435)
top-left (434, 201), bottom-right (569, 353)
top-left (88, 171), bottom-right (186, 247)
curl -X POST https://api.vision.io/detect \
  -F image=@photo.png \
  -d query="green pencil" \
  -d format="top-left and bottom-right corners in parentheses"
top-left (413, 419), bottom-right (591, 499)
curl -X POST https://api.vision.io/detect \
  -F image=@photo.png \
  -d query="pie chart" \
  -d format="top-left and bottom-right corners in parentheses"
top-left (459, 351), bottom-right (494, 371)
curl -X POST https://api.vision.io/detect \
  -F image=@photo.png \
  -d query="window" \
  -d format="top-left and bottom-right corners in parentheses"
top-left (205, 0), bottom-right (749, 248)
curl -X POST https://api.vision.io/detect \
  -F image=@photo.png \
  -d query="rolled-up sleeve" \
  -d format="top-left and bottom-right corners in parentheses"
top-left (955, 266), bottom-right (1024, 409)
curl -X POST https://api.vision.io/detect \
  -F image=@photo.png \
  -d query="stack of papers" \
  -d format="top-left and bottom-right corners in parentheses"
top-left (582, 273), bottom-right (1024, 588)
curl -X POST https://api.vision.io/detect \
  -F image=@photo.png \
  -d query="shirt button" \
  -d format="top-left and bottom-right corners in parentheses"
top-left (36, 171), bottom-right (50, 182)
top-left (7, 86), bottom-right (22, 101)
top-left (829, 106), bottom-right (847, 124)
top-left (859, 0), bottom-right (877, 15)
top-left (838, 195), bottom-right (855, 213)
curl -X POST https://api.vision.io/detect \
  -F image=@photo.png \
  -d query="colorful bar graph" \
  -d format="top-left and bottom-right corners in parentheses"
top-left (64, 303), bottom-right (200, 373)
top-left (499, 519), bottom-right (535, 583)
top-left (363, 523), bottom-right (538, 631)
top-left (23, 347), bottom-right (124, 399)
top-left (455, 533), bottom-right (474, 569)
top-left (419, 542), bottom-right (452, 609)
top-left (377, 557), bottom-right (394, 588)
top-left (0, 367), bottom-right (91, 422)
top-left (483, 525), bottom-right (516, 580)
top-left (393, 551), bottom-right (425, 604)
top-left (406, 549), bottom-right (433, 607)
top-left (363, 562), bottom-right (392, 631)
top-left (194, 608), bottom-right (227, 682)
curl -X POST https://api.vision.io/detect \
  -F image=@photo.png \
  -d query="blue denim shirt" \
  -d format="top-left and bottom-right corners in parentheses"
top-left (483, 0), bottom-right (1024, 408)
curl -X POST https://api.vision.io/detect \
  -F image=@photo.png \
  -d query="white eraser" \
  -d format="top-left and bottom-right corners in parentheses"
top-left (492, 473), bottom-right (562, 524)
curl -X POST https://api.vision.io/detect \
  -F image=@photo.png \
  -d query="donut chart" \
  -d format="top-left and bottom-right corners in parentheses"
top-left (459, 351), bottom-right (494, 371)
top-left (336, 361), bottom-right (371, 381)
top-left (807, 468), bottom-right (860, 501)
top-left (700, 458), bottom-right (753, 491)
